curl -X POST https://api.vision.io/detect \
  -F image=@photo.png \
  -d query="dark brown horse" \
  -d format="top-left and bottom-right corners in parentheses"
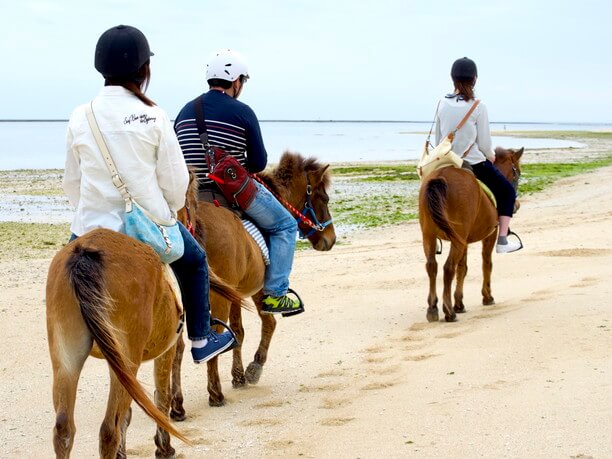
top-left (418, 147), bottom-right (523, 322)
top-left (171, 151), bottom-right (336, 414)
top-left (46, 229), bottom-right (243, 458)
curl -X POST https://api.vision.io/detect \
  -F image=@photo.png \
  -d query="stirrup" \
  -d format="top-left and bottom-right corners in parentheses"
top-left (281, 288), bottom-right (305, 317)
top-left (507, 229), bottom-right (524, 251)
top-left (210, 318), bottom-right (240, 347)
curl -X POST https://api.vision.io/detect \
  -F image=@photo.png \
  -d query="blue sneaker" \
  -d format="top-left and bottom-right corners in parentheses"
top-left (191, 320), bottom-right (238, 364)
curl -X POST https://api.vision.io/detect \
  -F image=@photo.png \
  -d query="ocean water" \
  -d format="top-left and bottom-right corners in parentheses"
top-left (0, 120), bottom-right (600, 171)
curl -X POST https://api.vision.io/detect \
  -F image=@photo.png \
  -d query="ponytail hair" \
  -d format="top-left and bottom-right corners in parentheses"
top-left (452, 77), bottom-right (476, 102)
top-left (105, 61), bottom-right (156, 107)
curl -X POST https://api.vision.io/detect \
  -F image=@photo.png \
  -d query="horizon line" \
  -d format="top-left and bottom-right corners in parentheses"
top-left (0, 119), bottom-right (611, 125)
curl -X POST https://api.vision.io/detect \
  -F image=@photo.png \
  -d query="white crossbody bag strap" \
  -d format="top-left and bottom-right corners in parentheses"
top-left (85, 102), bottom-right (133, 212)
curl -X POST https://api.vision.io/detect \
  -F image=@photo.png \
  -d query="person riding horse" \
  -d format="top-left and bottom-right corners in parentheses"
top-left (174, 49), bottom-right (305, 316)
top-left (435, 57), bottom-right (522, 254)
top-left (63, 25), bottom-right (236, 364)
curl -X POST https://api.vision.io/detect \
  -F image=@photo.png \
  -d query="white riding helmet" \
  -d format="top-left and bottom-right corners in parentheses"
top-left (206, 49), bottom-right (249, 82)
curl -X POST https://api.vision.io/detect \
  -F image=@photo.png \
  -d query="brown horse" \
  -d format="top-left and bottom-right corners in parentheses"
top-left (418, 147), bottom-right (523, 322)
top-left (46, 229), bottom-right (243, 458)
top-left (171, 151), bottom-right (336, 413)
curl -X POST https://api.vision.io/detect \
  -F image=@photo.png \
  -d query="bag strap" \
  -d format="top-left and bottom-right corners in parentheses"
top-left (85, 102), bottom-right (133, 212)
top-left (425, 101), bottom-right (441, 146)
top-left (449, 99), bottom-right (480, 141)
top-left (193, 94), bottom-right (222, 171)
top-left (193, 95), bottom-right (210, 148)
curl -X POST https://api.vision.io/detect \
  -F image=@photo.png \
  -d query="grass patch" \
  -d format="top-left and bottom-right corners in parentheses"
top-left (519, 156), bottom-right (612, 194)
top-left (0, 169), bottom-right (63, 196)
top-left (492, 130), bottom-right (612, 140)
top-left (332, 165), bottom-right (418, 181)
top-left (0, 222), bottom-right (69, 259)
top-left (330, 194), bottom-right (418, 227)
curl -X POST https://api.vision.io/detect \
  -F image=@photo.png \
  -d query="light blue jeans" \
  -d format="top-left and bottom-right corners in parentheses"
top-left (244, 181), bottom-right (298, 297)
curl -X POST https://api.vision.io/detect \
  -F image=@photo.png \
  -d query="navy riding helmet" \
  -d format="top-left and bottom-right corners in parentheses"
top-left (94, 25), bottom-right (154, 77)
top-left (451, 57), bottom-right (477, 81)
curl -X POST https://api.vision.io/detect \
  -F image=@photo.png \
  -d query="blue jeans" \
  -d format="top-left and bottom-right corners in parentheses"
top-left (170, 222), bottom-right (211, 340)
top-left (70, 223), bottom-right (211, 340)
top-left (244, 181), bottom-right (298, 297)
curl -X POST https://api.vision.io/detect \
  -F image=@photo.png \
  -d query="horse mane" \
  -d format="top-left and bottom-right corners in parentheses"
top-left (258, 151), bottom-right (331, 194)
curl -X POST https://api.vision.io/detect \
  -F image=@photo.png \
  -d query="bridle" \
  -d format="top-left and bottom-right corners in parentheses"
top-left (252, 173), bottom-right (333, 239)
top-left (510, 163), bottom-right (521, 191)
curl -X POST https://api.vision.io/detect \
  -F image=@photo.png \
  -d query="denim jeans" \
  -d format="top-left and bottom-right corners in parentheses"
top-left (244, 181), bottom-right (298, 297)
top-left (170, 222), bottom-right (211, 340)
top-left (70, 223), bottom-right (211, 340)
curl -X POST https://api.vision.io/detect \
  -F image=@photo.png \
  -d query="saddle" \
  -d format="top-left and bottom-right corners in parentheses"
top-left (198, 187), bottom-right (270, 266)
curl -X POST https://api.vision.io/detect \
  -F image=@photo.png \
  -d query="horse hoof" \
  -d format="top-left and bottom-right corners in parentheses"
top-left (426, 312), bottom-right (439, 322)
top-left (245, 362), bottom-right (263, 384)
top-left (444, 314), bottom-right (457, 322)
top-left (208, 397), bottom-right (225, 407)
top-left (483, 297), bottom-right (495, 306)
top-left (155, 449), bottom-right (176, 459)
top-left (454, 305), bottom-right (466, 313)
top-left (232, 377), bottom-right (247, 389)
top-left (170, 409), bottom-right (186, 422)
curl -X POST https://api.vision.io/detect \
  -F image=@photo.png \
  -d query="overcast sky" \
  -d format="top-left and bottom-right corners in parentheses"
top-left (1, 0), bottom-right (610, 123)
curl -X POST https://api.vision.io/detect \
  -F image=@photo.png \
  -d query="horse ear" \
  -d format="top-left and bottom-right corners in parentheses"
top-left (514, 147), bottom-right (524, 161)
top-left (310, 164), bottom-right (330, 185)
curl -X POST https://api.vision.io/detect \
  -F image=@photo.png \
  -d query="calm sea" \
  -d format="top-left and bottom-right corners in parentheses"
top-left (0, 120), bottom-right (605, 171)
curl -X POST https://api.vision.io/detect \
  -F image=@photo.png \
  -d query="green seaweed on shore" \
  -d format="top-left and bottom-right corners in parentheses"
top-left (491, 130), bottom-right (612, 140)
top-left (330, 194), bottom-right (417, 227)
top-left (0, 222), bottom-right (69, 259)
top-left (519, 156), bottom-right (612, 194)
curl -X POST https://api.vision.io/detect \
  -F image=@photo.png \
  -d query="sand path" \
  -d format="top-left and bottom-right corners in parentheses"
top-left (1, 167), bottom-right (611, 458)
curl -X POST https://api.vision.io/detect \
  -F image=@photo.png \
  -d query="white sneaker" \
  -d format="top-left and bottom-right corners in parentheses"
top-left (496, 239), bottom-right (522, 254)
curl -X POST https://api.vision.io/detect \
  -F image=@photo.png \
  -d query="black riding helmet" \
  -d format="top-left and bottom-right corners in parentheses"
top-left (451, 57), bottom-right (477, 81)
top-left (94, 25), bottom-right (154, 77)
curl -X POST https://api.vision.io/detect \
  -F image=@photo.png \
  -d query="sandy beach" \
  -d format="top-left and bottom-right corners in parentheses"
top-left (1, 162), bottom-right (611, 458)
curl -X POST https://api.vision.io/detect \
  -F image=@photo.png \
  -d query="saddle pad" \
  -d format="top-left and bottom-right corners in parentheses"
top-left (477, 180), bottom-right (497, 208)
top-left (241, 219), bottom-right (270, 266)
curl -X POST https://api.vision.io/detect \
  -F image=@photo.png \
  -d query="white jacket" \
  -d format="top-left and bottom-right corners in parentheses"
top-left (435, 95), bottom-right (495, 165)
top-left (64, 86), bottom-right (189, 236)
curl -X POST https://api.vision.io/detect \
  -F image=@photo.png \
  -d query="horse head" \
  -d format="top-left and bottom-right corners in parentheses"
top-left (494, 146), bottom-right (523, 189)
top-left (495, 147), bottom-right (524, 213)
top-left (267, 151), bottom-right (336, 251)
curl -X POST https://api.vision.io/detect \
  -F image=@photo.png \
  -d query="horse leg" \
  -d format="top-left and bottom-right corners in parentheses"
top-left (206, 295), bottom-right (231, 406)
top-left (99, 369), bottom-right (138, 459)
top-left (116, 407), bottom-right (132, 459)
top-left (442, 243), bottom-right (464, 322)
top-left (423, 236), bottom-right (439, 322)
top-left (246, 292), bottom-right (276, 385)
top-left (154, 347), bottom-right (177, 459)
top-left (207, 356), bottom-right (225, 406)
top-left (49, 328), bottom-right (92, 459)
top-left (230, 301), bottom-right (247, 388)
top-left (170, 335), bottom-right (186, 421)
top-left (454, 247), bottom-right (469, 313)
top-left (481, 231), bottom-right (497, 305)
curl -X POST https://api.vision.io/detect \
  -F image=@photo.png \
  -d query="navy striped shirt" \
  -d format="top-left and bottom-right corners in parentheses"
top-left (174, 90), bottom-right (267, 188)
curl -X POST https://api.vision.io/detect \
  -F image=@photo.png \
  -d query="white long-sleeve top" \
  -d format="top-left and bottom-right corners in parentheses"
top-left (63, 86), bottom-right (189, 236)
top-left (434, 95), bottom-right (495, 165)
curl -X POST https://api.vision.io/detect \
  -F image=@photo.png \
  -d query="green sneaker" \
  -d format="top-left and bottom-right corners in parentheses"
top-left (261, 289), bottom-right (305, 317)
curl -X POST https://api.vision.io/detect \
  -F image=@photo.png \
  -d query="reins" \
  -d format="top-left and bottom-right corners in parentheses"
top-left (251, 173), bottom-right (332, 239)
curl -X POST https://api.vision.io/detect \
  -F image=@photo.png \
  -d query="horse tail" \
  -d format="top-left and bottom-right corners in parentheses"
top-left (424, 177), bottom-right (466, 246)
top-left (209, 269), bottom-right (254, 312)
top-left (66, 245), bottom-right (190, 444)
